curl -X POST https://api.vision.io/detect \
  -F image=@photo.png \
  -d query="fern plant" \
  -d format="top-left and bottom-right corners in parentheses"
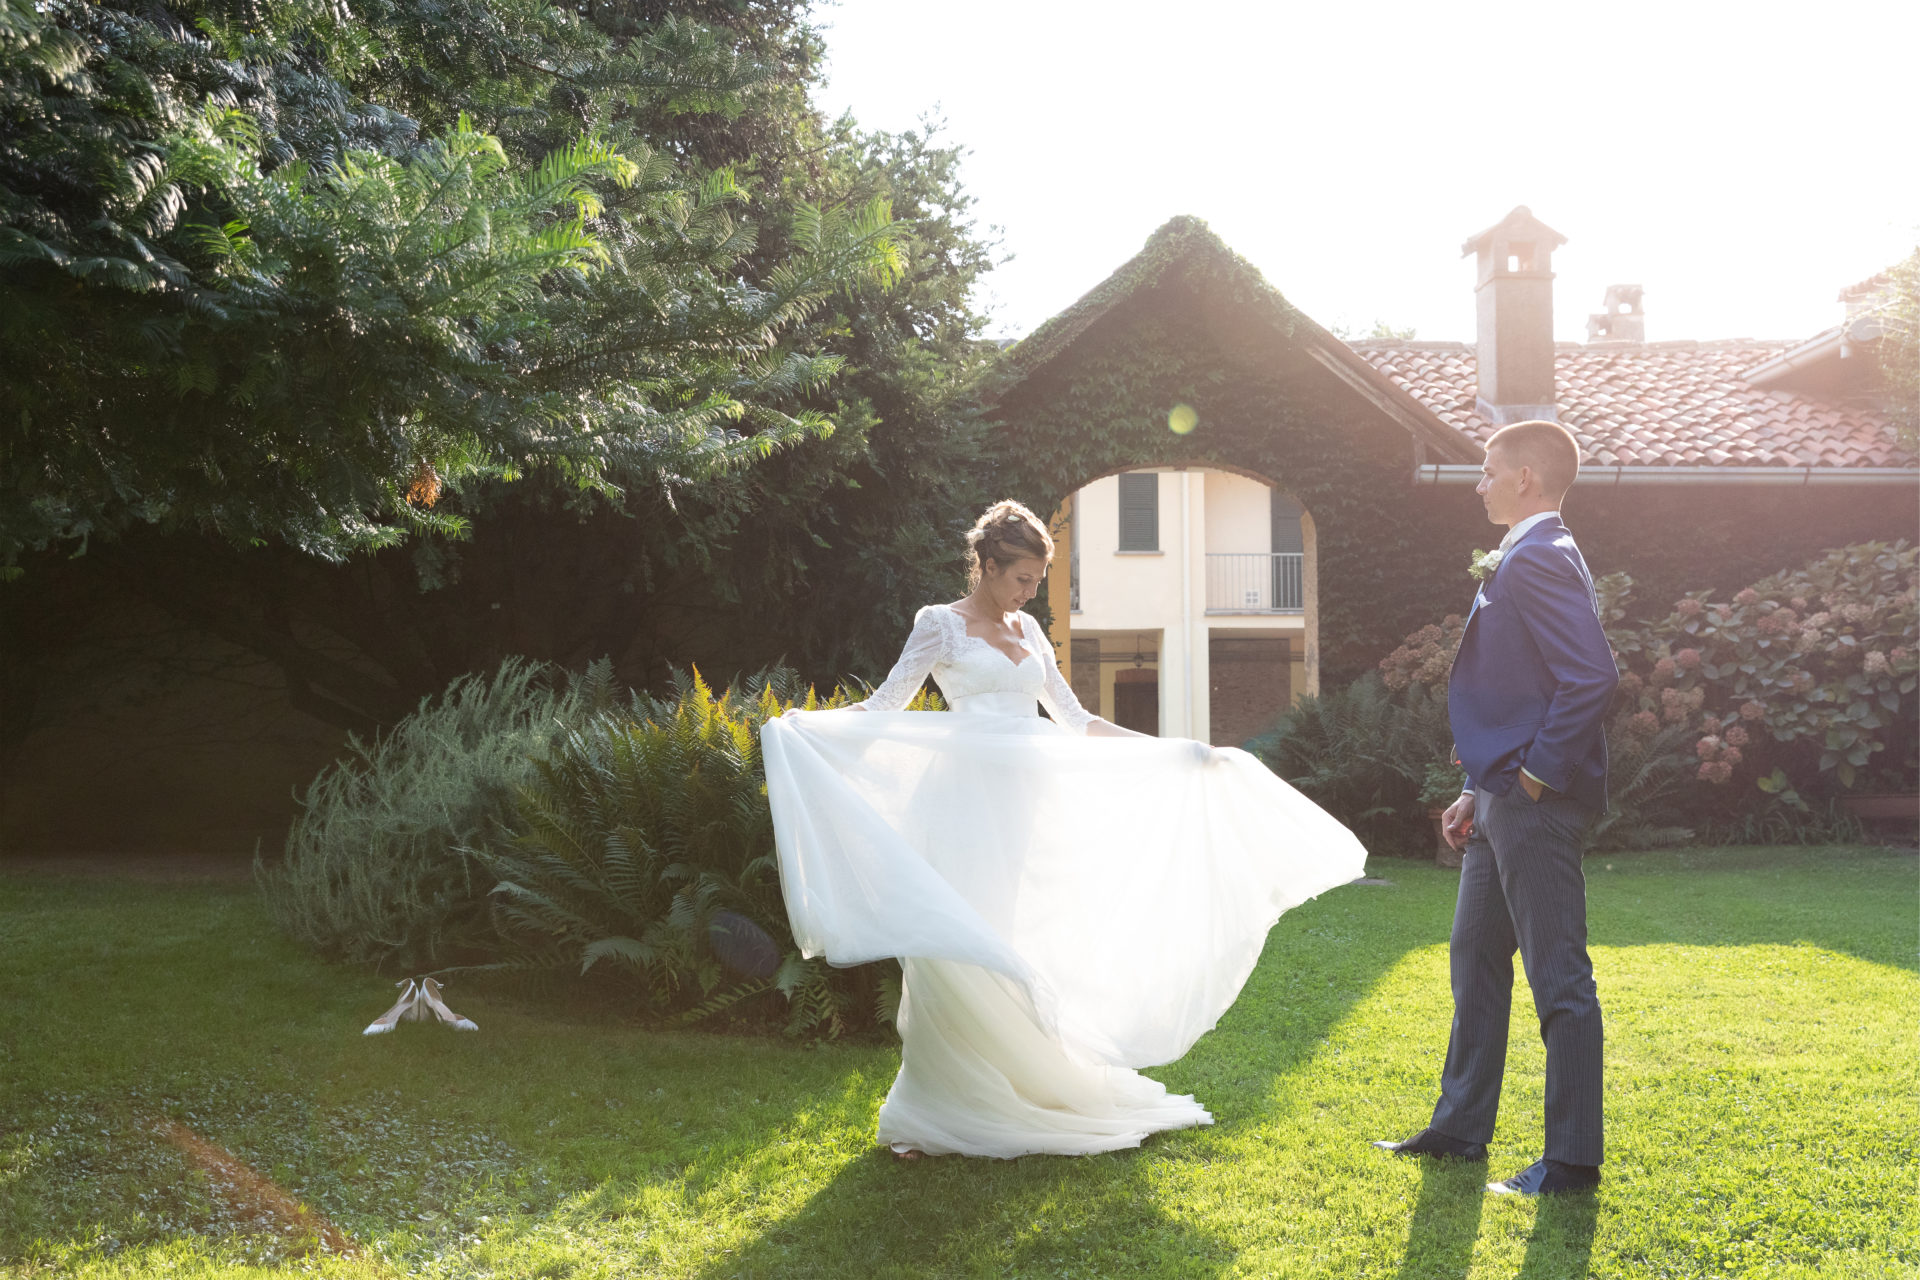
top-left (1585, 717), bottom-right (1700, 851)
top-left (476, 667), bottom-right (924, 1037)
top-left (256, 658), bottom-right (581, 970)
top-left (1247, 675), bottom-right (1453, 857)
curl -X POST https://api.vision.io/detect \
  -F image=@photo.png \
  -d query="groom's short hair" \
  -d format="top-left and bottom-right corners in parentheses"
top-left (1485, 420), bottom-right (1580, 501)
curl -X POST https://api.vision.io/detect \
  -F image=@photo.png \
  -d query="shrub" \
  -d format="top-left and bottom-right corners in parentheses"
top-left (1247, 674), bottom-right (1452, 858)
top-left (256, 659), bottom-right (582, 971)
top-left (1615, 541), bottom-right (1919, 795)
top-left (1379, 614), bottom-right (1466, 693)
top-left (475, 668), bottom-right (941, 1038)
top-left (1305, 544), bottom-right (1918, 852)
top-left (1287, 577), bottom-right (1701, 853)
top-left (1585, 713), bottom-right (1699, 851)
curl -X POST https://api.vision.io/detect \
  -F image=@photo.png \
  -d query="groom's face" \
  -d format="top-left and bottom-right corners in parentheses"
top-left (1476, 445), bottom-right (1526, 526)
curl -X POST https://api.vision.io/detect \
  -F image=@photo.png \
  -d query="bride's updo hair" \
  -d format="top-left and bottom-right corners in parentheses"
top-left (965, 499), bottom-right (1054, 589)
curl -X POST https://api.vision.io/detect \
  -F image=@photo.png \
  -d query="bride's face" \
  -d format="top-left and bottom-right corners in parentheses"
top-left (982, 556), bottom-right (1048, 613)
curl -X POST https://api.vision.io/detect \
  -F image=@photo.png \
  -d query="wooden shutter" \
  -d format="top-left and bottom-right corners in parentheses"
top-left (1117, 473), bottom-right (1159, 551)
top-left (1270, 489), bottom-right (1304, 553)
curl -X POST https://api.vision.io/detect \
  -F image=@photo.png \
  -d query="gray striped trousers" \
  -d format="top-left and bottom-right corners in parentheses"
top-left (1429, 784), bottom-right (1605, 1165)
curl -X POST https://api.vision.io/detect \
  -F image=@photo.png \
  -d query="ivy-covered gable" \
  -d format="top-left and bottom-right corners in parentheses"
top-left (976, 216), bottom-right (1486, 681)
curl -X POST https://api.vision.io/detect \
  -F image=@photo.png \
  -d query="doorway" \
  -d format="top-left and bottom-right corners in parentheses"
top-left (1113, 668), bottom-right (1159, 736)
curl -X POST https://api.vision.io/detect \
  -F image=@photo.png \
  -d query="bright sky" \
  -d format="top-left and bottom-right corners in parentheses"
top-left (815, 0), bottom-right (1918, 345)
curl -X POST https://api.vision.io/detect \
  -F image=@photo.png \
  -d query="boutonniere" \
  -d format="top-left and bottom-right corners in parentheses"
top-left (1469, 548), bottom-right (1504, 582)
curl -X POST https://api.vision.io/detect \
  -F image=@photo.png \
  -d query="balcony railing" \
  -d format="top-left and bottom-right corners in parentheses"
top-left (1205, 553), bottom-right (1304, 613)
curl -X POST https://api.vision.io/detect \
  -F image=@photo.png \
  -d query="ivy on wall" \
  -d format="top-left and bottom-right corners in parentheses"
top-left (979, 223), bottom-right (1482, 685)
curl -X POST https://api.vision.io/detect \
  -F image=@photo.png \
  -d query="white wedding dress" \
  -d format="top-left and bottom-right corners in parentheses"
top-left (759, 604), bottom-right (1366, 1157)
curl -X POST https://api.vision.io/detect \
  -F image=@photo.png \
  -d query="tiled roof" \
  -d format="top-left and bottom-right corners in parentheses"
top-left (1351, 340), bottom-right (1913, 469)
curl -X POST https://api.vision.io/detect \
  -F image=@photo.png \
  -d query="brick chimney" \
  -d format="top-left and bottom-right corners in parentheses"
top-left (1461, 206), bottom-right (1567, 424)
top-left (1587, 284), bottom-right (1645, 343)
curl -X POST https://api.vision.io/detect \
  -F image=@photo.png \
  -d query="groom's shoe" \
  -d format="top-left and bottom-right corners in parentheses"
top-left (1371, 1128), bottom-right (1487, 1161)
top-left (1487, 1158), bottom-right (1600, 1196)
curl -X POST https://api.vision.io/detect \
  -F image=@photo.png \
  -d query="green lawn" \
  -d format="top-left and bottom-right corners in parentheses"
top-left (2, 847), bottom-right (1914, 1279)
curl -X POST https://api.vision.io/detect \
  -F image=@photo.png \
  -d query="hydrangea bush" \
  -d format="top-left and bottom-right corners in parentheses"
top-left (1617, 541), bottom-right (1917, 793)
top-left (1359, 540), bottom-right (1918, 846)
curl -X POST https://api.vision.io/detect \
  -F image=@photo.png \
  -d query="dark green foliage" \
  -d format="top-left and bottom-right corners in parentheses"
top-left (0, 0), bottom-right (901, 566)
top-left (1608, 543), bottom-right (1919, 800)
top-left (1585, 719), bottom-right (1699, 851)
top-left (255, 657), bottom-right (581, 970)
top-left (478, 667), bottom-right (935, 1037)
top-left (1877, 248), bottom-right (1919, 453)
top-left (3, 0), bottom-right (1000, 753)
top-left (1246, 675), bottom-right (1453, 859)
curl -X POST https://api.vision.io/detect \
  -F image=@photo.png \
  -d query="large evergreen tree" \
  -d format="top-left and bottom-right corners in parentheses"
top-left (0, 0), bottom-right (898, 565)
top-left (2, 0), bottom-right (1002, 739)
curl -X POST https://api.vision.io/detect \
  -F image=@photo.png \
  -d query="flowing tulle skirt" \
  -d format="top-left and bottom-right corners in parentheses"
top-left (760, 709), bottom-right (1367, 1157)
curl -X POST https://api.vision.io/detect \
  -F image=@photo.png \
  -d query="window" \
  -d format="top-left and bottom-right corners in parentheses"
top-left (1270, 489), bottom-right (1304, 554)
top-left (1117, 473), bottom-right (1158, 551)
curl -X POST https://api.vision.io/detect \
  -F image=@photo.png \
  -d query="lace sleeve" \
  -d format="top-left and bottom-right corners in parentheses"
top-left (1027, 614), bottom-right (1098, 734)
top-left (859, 606), bottom-right (948, 711)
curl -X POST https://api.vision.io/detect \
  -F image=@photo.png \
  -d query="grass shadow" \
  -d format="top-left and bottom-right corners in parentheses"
top-left (688, 1143), bottom-right (1234, 1279)
top-left (1518, 1191), bottom-right (1598, 1278)
top-left (1586, 845), bottom-right (1917, 970)
top-left (682, 876), bottom-right (1430, 1278)
top-left (1392, 1159), bottom-right (1486, 1280)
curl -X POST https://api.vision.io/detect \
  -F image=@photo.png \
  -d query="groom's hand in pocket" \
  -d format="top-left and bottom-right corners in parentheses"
top-left (1442, 792), bottom-right (1475, 850)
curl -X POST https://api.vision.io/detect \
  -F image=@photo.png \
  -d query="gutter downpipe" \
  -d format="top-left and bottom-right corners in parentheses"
top-left (1412, 464), bottom-right (1920, 487)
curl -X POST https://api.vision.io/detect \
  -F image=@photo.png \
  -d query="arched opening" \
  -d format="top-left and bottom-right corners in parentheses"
top-left (1044, 462), bottom-right (1318, 746)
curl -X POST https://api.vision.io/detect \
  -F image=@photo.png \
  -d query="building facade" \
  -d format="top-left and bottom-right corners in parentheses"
top-left (1053, 468), bottom-right (1311, 744)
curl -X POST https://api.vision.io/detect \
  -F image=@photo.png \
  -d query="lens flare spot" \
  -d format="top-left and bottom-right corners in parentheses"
top-left (1168, 403), bottom-right (1199, 435)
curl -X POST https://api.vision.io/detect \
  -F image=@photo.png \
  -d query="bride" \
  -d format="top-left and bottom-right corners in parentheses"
top-left (760, 500), bottom-right (1366, 1158)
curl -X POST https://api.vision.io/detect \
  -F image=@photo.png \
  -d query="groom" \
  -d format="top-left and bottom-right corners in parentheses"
top-left (1376, 420), bottom-right (1618, 1196)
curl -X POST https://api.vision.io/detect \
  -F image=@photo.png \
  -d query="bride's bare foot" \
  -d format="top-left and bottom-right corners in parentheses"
top-left (885, 1145), bottom-right (925, 1161)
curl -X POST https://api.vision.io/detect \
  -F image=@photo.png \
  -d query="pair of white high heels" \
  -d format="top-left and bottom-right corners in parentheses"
top-left (362, 977), bottom-right (478, 1035)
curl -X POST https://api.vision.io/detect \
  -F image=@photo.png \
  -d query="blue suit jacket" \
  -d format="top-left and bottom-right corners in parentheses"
top-left (1449, 516), bottom-right (1618, 812)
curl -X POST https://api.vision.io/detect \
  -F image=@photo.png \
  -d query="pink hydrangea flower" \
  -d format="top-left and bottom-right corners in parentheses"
top-left (1630, 711), bottom-right (1660, 736)
top-left (1675, 648), bottom-right (1703, 671)
top-left (1725, 726), bottom-right (1751, 748)
top-left (1675, 598), bottom-right (1705, 618)
top-left (1740, 700), bottom-right (1766, 720)
top-left (1864, 650), bottom-right (1891, 677)
top-left (1695, 736), bottom-right (1723, 760)
top-left (1734, 588), bottom-right (1760, 605)
top-left (1721, 746), bottom-right (1743, 768)
top-left (1653, 657), bottom-right (1677, 682)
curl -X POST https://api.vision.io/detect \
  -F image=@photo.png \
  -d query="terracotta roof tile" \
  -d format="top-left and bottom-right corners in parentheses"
top-left (1351, 340), bottom-right (1914, 469)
